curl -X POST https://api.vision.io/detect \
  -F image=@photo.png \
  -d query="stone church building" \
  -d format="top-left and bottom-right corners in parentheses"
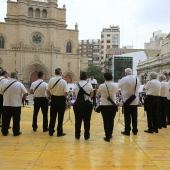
top-left (0, 0), bottom-right (80, 87)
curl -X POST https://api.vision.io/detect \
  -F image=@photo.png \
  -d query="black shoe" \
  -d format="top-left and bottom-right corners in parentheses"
top-left (110, 135), bottom-right (113, 139)
top-left (2, 132), bottom-right (8, 136)
top-left (75, 136), bottom-right (80, 140)
top-left (33, 126), bottom-right (38, 132)
top-left (49, 133), bottom-right (53, 136)
top-left (158, 127), bottom-right (162, 129)
top-left (43, 128), bottom-right (49, 132)
top-left (33, 128), bottom-right (37, 132)
top-left (133, 132), bottom-right (137, 135)
top-left (144, 129), bottom-right (153, 134)
top-left (153, 129), bottom-right (159, 133)
top-left (85, 137), bottom-right (90, 140)
top-left (57, 133), bottom-right (66, 137)
top-left (162, 126), bottom-right (167, 128)
top-left (104, 137), bottom-right (110, 142)
top-left (13, 132), bottom-right (22, 136)
top-left (121, 131), bottom-right (130, 136)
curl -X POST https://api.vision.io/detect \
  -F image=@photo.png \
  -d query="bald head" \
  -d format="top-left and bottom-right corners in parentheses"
top-left (159, 74), bottom-right (166, 82)
top-left (125, 68), bottom-right (133, 75)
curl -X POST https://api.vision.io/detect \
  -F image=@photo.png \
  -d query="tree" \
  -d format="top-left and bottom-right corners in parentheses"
top-left (85, 65), bottom-right (105, 84)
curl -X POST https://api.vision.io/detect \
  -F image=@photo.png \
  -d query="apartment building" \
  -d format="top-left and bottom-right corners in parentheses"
top-left (144, 30), bottom-right (168, 50)
top-left (79, 39), bottom-right (100, 66)
top-left (100, 25), bottom-right (120, 70)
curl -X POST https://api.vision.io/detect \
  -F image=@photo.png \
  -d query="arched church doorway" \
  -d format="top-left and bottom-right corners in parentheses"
top-left (22, 63), bottom-right (50, 89)
top-left (30, 71), bottom-right (38, 83)
top-left (65, 75), bottom-right (72, 83)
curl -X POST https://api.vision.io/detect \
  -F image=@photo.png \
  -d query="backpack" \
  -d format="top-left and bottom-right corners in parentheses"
top-left (73, 83), bottom-right (92, 112)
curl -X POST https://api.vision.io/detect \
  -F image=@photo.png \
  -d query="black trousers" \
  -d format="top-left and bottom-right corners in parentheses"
top-left (101, 106), bottom-right (117, 139)
top-left (158, 97), bottom-right (167, 128)
top-left (0, 94), bottom-right (3, 123)
top-left (1, 106), bottom-right (21, 135)
top-left (32, 97), bottom-right (48, 131)
top-left (167, 100), bottom-right (170, 124)
top-left (146, 95), bottom-right (159, 131)
top-left (74, 105), bottom-right (93, 138)
top-left (49, 95), bottom-right (66, 135)
top-left (123, 105), bottom-right (138, 133)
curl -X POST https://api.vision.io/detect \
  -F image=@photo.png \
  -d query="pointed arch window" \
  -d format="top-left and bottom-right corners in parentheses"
top-left (0, 36), bottom-right (4, 49)
top-left (28, 7), bottom-right (33, 17)
top-left (35, 8), bottom-right (40, 18)
top-left (42, 9), bottom-right (47, 18)
top-left (66, 41), bottom-right (72, 53)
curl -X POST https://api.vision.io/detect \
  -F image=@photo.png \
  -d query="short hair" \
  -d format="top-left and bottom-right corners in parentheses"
top-left (38, 71), bottom-right (44, 78)
top-left (90, 74), bottom-right (94, 76)
top-left (150, 72), bottom-right (157, 79)
top-left (10, 72), bottom-right (18, 78)
top-left (159, 74), bottom-right (166, 80)
top-left (125, 68), bottom-right (133, 75)
top-left (80, 72), bottom-right (87, 80)
top-left (0, 70), bottom-right (7, 76)
top-left (168, 72), bottom-right (170, 77)
top-left (55, 68), bottom-right (62, 75)
top-left (104, 72), bottom-right (112, 81)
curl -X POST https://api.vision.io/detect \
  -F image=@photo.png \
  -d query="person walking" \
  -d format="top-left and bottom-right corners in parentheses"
top-left (29, 71), bottom-right (49, 132)
top-left (1, 72), bottom-right (28, 136)
top-left (98, 72), bottom-right (119, 142)
top-left (118, 68), bottom-right (140, 136)
top-left (47, 68), bottom-right (68, 137)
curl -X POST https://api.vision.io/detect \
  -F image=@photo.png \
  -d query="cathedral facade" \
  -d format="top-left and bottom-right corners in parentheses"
top-left (0, 0), bottom-right (80, 87)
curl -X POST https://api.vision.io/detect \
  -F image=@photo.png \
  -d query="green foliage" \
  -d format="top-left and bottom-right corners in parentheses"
top-left (85, 65), bottom-right (105, 84)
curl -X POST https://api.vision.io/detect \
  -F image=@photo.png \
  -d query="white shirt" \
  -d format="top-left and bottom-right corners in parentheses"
top-left (0, 76), bottom-right (8, 95)
top-left (167, 80), bottom-right (170, 100)
top-left (30, 79), bottom-right (48, 97)
top-left (2, 78), bottom-right (27, 106)
top-left (144, 79), bottom-right (161, 96)
top-left (118, 75), bottom-right (140, 105)
top-left (160, 81), bottom-right (169, 98)
top-left (88, 79), bottom-right (97, 84)
top-left (47, 76), bottom-right (68, 96)
top-left (74, 80), bottom-right (93, 101)
top-left (98, 81), bottom-right (119, 105)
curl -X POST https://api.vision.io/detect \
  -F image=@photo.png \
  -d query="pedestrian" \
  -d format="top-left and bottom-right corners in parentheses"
top-left (1, 72), bottom-right (28, 136)
top-left (97, 72), bottom-right (119, 142)
top-left (73, 72), bottom-right (93, 140)
top-left (47, 68), bottom-right (68, 137)
top-left (0, 70), bottom-right (9, 127)
top-left (118, 68), bottom-right (140, 136)
top-left (29, 71), bottom-right (49, 132)
top-left (143, 72), bottom-right (161, 133)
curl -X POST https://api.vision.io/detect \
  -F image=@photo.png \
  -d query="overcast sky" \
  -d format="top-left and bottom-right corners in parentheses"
top-left (0, 0), bottom-right (170, 49)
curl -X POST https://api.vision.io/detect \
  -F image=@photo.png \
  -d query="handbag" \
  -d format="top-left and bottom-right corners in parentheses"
top-left (73, 83), bottom-right (92, 112)
top-left (123, 78), bottom-right (137, 107)
top-left (94, 105), bottom-right (102, 113)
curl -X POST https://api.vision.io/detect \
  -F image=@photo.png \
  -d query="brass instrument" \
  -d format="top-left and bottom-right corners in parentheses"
top-left (92, 84), bottom-right (100, 90)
